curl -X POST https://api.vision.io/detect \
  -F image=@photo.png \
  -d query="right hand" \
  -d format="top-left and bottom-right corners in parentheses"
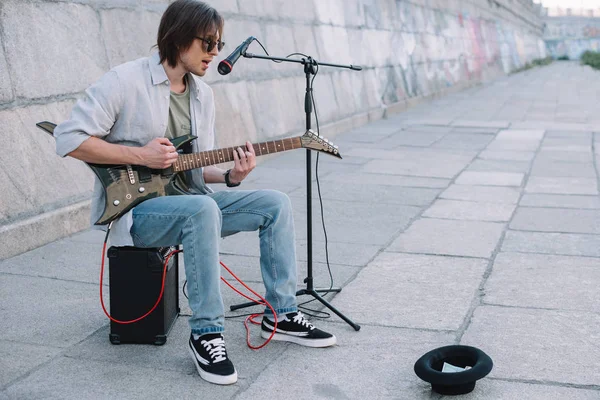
top-left (139, 138), bottom-right (178, 169)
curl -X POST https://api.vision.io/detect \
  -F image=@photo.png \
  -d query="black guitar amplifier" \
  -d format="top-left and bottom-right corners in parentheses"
top-left (107, 246), bottom-right (180, 345)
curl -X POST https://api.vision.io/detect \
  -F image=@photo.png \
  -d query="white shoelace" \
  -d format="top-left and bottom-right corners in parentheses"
top-left (201, 337), bottom-right (227, 363)
top-left (292, 312), bottom-right (315, 330)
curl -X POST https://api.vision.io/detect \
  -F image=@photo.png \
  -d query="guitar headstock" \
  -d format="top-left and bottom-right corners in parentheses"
top-left (300, 129), bottom-right (342, 159)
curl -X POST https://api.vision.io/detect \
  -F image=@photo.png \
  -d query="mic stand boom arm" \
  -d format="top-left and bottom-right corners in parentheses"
top-left (229, 52), bottom-right (361, 331)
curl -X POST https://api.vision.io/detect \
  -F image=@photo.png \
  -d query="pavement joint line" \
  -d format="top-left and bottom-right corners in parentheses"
top-left (481, 302), bottom-right (600, 315)
top-left (382, 250), bottom-right (489, 261)
top-left (454, 124), bottom-right (546, 344)
top-left (508, 226), bottom-right (600, 235)
top-left (0, 324), bottom-right (109, 392)
top-left (497, 249), bottom-right (600, 260)
top-left (0, 271), bottom-right (106, 287)
top-left (487, 376), bottom-right (600, 392)
top-left (592, 133), bottom-right (600, 192)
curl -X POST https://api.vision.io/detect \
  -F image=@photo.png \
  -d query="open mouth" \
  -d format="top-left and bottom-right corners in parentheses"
top-left (202, 60), bottom-right (211, 68)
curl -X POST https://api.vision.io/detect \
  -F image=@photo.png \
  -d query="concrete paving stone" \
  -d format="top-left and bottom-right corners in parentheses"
top-left (495, 129), bottom-right (545, 141)
top-left (431, 133), bottom-right (494, 151)
top-left (295, 240), bottom-right (382, 267)
top-left (0, 50), bottom-right (12, 103)
top-left (451, 120), bottom-right (511, 128)
top-left (545, 130), bottom-right (593, 138)
top-left (330, 252), bottom-right (486, 330)
top-left (423, 199), bottom-right (516, 222)
top-left (535, 151), bottom-right (595, 164)
top-left (530, 160), bottom-right (596, 178)
top-left (450, 127), bottom-right (500, 134)
top-left (362, 158), bottom-right (471, 179)
top-left (216, 254), bottom-right (361, 291)
top-left (291, 198), bottom-right (422, 245)
top-left (347, 119), bottom-right (405, 136)
top-left (0, 340), bottom-right (62, 387)
top-left (462, 306), bottom-right (600, 386)
top-left (541, 142), bottom-right (591, 153)
top-left (218, 231), bottom-right (383, 268)
top-left (375, 131), bottom-right (446, 148)
top-left (321, 172), bottom-right (451, 188)
top-left (520, 193), bottom-right (600, 209)
top-left (503, 229), bottom-right (600, 256)
top-left (455, 171), bottom-right (524, 187)
top-left (401, 120), bottom-right (455, 129)
top-left (485, 140), bottom-right (540, 152)
top-left (0, 238), bottom-right (108, 285)
top-left (288, 181), bottom-right (441, 206)
top-left (68, 229), bottom-right (106, 244)
top-left (512, 121), bottom-right (598, 132)
top-left (525, 177), bottom-right (598, 195)
top-left (510, 207), bottom-right (600, 234)
top-left (466, 159), bottom-right (531, 173)
top-left (237, 324), bottom-right (455, 400)
top-left (1, 355), bottom-right (240, 400)
top-left (63, 317), bottom-right (289, 383)
top-left (440, 185), bottom-right (521, 204)
top-left (388, 218), bottom-right (505, 258)
top-left (485, 252), bottom-right (600, 312)
top-left (477, 149), bottom-right (535, 161)
top-left (0, 274), bottom-right (107, 348)
top-left (458, 379), bottom-right (600, 400)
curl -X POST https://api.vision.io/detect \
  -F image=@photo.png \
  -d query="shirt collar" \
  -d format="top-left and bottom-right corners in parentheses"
top-left (150, 52), bottom-right (169, 86)
top-left (150, 52), bottom-right (201, 99)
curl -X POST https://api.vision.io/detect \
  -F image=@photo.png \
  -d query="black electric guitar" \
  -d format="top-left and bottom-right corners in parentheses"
top-left (36, 121), bottom-right (341, 225)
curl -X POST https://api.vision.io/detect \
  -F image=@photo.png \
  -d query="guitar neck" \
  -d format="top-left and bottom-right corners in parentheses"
top-left (172, 137), bottom-right (303, 172)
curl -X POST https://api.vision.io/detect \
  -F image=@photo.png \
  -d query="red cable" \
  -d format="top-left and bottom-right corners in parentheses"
top-left (99, 243), bottom-right (277, 349)
top-left (99, 242), bottom-right (181, 324)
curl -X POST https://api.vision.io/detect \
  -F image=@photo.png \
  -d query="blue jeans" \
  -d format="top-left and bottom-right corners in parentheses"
top-left (130, 189), bottom-right (298, 335)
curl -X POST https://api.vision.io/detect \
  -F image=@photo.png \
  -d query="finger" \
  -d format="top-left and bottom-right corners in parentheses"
top-left (246, 141), bottom-right (256, 155)
top-left (156, 137), bottom-right (173, 146)
top-left (164, 145), bottom-right (177, 153)
top-left (237, 147), bottom-right (247, 163)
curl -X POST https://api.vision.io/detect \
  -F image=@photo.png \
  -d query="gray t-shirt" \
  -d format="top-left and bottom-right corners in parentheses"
top-left (165, 78), bottom-right (192, 192)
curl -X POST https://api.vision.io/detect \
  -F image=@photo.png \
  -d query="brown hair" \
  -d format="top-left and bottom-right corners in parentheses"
top-left (157, 0), bottom-right (224, 67)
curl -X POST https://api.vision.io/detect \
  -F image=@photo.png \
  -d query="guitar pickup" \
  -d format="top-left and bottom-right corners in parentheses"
top-left (137, 167), bottom-right (153, 183)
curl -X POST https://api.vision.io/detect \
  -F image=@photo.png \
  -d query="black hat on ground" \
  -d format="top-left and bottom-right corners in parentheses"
top-left (414, 345), bottom-right (493, 395)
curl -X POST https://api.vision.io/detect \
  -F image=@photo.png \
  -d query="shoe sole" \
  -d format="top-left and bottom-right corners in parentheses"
top-left (261, 330), bottom-right (337, 348)
top-left (188, 344), bottom-right (238, 385)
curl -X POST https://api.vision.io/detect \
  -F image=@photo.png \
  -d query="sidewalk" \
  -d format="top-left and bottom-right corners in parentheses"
top-left (2, 61), bottom-right (600, 399)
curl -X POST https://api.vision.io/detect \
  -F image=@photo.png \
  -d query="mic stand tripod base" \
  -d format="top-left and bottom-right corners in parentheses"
top-left (295, 288), bottom-right (360, 331)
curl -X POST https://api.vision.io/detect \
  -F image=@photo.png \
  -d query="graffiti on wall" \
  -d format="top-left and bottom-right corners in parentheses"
top-left (383, 4), bottom-right (545, 103)
top-left (544, 17), bottom-right (600, 59)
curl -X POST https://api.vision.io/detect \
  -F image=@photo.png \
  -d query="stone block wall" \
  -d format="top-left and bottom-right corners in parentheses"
top-left (0, 0), bottom-right (545, 259)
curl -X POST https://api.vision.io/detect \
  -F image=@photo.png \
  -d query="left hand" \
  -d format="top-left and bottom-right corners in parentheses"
top-left (229, 141), bottom-right (256, 184)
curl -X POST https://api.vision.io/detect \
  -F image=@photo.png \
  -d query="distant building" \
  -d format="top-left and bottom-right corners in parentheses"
top-left (544, 7), bottom-right (600, 59)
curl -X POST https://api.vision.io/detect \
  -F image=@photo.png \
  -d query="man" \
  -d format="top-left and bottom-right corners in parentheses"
top-left (54, 0), bottom-right (336, 386)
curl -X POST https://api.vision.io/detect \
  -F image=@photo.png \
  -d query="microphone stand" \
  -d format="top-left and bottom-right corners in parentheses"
top-left (229, 52), bottom-right (361, 331)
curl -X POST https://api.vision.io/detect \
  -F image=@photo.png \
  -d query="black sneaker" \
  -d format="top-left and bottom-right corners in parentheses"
top-left (188, 333), bottom-right (237, 385)
top-left (261, 311), bottom-right (337, 348)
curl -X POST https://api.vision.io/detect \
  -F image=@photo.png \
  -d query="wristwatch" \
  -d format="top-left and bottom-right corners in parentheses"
top-left (224, 169), bottom-right (240, 187)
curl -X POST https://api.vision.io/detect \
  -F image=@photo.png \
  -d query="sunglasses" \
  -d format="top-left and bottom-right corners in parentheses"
top-left (196, 37), bottom-right (225, 52)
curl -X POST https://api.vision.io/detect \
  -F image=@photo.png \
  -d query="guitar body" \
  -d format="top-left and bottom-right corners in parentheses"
top-left (91, 135), bottom-right (196, 225)
top-left (36, 121), bottom-right (341, 225)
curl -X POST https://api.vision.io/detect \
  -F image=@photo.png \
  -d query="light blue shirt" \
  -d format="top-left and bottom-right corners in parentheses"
top-left (54, 52), bottom-right (215, 246)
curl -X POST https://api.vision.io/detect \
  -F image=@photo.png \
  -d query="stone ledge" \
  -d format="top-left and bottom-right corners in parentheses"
top-left (0, 200), bottom-right (91, 260)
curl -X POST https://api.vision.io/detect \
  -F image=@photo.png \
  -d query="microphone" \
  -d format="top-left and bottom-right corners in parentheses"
top-left (218, 36), bottom-right (254, 75)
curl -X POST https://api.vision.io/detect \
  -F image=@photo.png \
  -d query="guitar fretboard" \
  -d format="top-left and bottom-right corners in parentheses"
top-left (173, 137), bottom-right (303, 172)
